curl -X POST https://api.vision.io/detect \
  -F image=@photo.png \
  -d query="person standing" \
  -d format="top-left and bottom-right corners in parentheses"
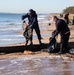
top-left (64, 13), bottom-right (69, 25)
top-left (22, 9), bottom-right (42, 45)
top-left (52, 16), bottom-right (70, 54)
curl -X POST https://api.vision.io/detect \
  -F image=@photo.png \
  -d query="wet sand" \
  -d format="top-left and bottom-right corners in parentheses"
top-left (0, 52), bottom-right (74, 75)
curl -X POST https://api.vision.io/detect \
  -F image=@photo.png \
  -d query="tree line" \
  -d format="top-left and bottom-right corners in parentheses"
top-left (63, 6), bottom-right (74, 14)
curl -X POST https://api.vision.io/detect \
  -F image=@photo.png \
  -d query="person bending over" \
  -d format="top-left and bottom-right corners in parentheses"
top-left (22, 9), bottom-right (42, 45)
top-left (52, 16), bottom-right (70, 54)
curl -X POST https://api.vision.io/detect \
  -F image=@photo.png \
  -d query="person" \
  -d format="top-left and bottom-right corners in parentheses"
top-left (52, 16), bottom-right (70, 54)
top-left (22, 9), bottom-right (42, 45)
top-left (72, 16), bottom-right (74, 25)
top-left (64, 13), bottom-right (69, 25)
top-left (60, 14), bottom-right (63, 18)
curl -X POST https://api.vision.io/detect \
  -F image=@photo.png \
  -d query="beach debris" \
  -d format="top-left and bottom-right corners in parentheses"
top-left (48, 23), bottom-right (51, 25)
top-left (69, 48), bottom-right (74, 54)
top-left (23, 50), bottom-right (35, 55)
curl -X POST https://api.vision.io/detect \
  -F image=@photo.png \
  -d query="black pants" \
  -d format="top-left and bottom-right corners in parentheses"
top-left (30, 25), bottom-right (42, 42)
top-left (60, 33), bottom-right (70, 53)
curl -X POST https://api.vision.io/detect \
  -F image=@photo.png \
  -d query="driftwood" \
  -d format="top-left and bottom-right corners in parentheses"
top-left (0, 44), bottom-right (48, 53)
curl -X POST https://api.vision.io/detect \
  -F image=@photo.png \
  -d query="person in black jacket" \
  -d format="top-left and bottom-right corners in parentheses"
top-left (22, 9), bottom-right (42, 45)
top-left (64, 13), bottom-right (69, 25)
top-left (52, 16), bottom-right (70, 54)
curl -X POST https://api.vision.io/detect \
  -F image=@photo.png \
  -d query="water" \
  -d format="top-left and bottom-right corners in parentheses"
top-left (0, 13), bottom-right (49, 46)
top-left (0, 56), bottom-right (74, 75)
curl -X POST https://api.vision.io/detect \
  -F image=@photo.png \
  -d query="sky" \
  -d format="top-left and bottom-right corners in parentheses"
top-left (0, 0), bottom-right (74, 13)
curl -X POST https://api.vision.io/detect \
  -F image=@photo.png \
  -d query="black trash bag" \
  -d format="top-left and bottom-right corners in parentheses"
top-left (47, 37), bottom-right (57, 53)
top-left (69, 48), bottom-right (74, 54)
top-left (41, 37), bottom-right (58, 53)
top-left (41, 31), bottom-right (58, 53)
top-left (47, 30), bottom-right (58, 53)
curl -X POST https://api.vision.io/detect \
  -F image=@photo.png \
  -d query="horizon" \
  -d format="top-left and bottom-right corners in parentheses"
top-left (0, 11), bottom-right (61, 14)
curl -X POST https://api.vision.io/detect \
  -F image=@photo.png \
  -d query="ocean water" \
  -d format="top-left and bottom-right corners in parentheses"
top-left (0, 13), bottom-right (50, 46)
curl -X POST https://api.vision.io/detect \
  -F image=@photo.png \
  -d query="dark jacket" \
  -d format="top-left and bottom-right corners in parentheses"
top-left (64, 14), bottom-right (69, 24)
top-left (53, 19), bottom-right (70, 38)
top-left (22, 11), bottom-right (38, 28)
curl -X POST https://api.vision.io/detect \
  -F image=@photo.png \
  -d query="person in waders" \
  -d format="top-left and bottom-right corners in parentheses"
top-left (22, 9), bottom-right (42, 45)
top-left (52, 16), bottom-right (70, 54)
